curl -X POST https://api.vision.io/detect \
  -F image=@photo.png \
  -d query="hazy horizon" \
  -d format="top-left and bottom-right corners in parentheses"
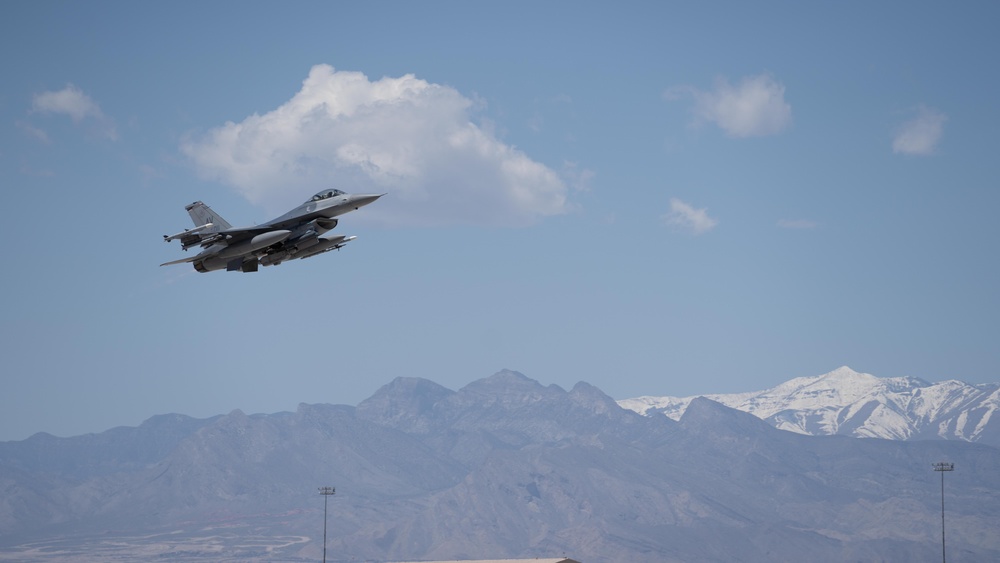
top-left (3, 1), bottom-right (998, 441)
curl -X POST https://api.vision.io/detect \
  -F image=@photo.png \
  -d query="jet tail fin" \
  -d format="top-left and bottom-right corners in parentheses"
top-left (185, 201), bottom-right (232, 232)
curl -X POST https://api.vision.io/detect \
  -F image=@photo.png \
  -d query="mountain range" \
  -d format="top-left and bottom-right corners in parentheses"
top-left (1, 369), bottom-right (999, 562)
top-left (619, 366), bottom-right (1000, 447)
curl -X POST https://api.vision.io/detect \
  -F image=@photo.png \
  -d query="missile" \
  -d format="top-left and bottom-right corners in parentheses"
top-left (260, 234), bottom-right (356, 266)
top-left (163, 223), bottom-right (214, 242)
top-left (182, 233), bottom-right (226, 251)
top-left (296, 235), bottom-right (356, 260)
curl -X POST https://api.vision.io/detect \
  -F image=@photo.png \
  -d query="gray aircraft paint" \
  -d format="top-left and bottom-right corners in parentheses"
top-left (162, 189), bottom-right (383, 273)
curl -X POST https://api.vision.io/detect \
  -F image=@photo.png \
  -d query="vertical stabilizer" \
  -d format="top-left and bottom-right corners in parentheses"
top-left (184, 201), bottom-right (233, 232)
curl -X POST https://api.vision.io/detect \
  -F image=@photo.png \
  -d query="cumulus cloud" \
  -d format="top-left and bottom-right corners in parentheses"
top-left (181, 65), bottom-right (571, 227)
top-left (670, 73), bottom-right (792, 138)
top-left (892, 105), bottom-right (946, 156)
top-left (662, 198), bottom-right (718, 235)
top-left (31, 84), bottom-right (117, 139)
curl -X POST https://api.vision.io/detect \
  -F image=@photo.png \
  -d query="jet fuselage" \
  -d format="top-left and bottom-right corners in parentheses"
top-left (162, 189), bottom-right (383, 273)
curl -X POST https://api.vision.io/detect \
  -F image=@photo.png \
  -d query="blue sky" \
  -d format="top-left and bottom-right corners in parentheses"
top-left (2, 1), bottom-right (998, 441)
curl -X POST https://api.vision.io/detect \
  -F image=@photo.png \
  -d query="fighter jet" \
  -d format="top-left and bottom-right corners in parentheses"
top-left (161, 189), bottom-right (383, 272)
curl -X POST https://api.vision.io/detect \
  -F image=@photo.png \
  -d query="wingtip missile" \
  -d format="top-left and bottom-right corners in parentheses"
top-left (164, 223), bottom-right (215, 242)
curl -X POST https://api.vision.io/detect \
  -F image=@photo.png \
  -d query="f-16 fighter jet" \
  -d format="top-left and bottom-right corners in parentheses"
top-left (161, 189), bottom-right (383, 272)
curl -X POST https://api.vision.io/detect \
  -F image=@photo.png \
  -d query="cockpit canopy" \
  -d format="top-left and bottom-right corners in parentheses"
top-left (310, 189), bottom-right (347, 202)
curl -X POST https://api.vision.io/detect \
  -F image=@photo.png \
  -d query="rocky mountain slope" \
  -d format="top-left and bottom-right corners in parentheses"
top-left (2, 370), bottom-right (998, 562)
top-left (619, 366), bottom-right (1000, 446)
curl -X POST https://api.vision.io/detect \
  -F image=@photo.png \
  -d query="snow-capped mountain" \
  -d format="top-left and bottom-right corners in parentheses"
top-left (619, 366), bottom-right (1000, 446)
top-left (2, 370), bottom-right (1000, 561)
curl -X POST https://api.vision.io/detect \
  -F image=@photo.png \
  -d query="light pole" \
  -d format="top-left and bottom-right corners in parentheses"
top-left (318, 486), bottom-right (335, 563)
top-left (932, 462), bottom-right (954, 563)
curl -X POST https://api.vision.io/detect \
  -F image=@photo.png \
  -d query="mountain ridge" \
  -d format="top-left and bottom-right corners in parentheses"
top-left (619, 366), bottom-right (1000, 446)
top-left (2, 369), bottom-right (999, 561)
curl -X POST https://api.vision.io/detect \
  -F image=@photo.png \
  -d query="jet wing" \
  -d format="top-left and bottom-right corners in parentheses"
top-left (162, 226), bottom-right (298, 267)
top-left (166, 226), bottom-right (271, 251)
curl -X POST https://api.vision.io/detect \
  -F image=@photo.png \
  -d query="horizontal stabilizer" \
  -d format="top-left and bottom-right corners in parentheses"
top-left (160, 255), bottom-right (199, 266)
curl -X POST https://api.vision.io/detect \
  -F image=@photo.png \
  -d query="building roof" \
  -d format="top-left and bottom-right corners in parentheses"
top-left (388, 559), bottom-right (580, 563)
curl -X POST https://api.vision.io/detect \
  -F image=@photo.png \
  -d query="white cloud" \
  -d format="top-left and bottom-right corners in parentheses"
top-left (32, 84), bottom-right (101, 121)
top-left (662, 198), bottom-right (718, 235)
top-left (31, 84), bottom-right (117, 140)
top-left (16, 121), bottom-right (50, 144)
top-left (181, 65), bottom-right (570, 227)
top-left (892, 105), bottom-right (946, 156)
top-left (672, 73), bottom-right (792, 138)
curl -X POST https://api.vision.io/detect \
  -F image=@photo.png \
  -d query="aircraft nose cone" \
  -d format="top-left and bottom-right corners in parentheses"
top-left (352, 193), bottom-right (385, 208)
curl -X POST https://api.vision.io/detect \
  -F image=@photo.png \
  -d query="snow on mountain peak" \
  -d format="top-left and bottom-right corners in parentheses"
top-left (619, 367), bottom-right (1000, 446)
top-left (765, 366), bottom-right (878, 405)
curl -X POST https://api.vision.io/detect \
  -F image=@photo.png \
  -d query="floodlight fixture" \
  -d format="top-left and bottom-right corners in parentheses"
top-left (318, 486), bottom-right (336, 563)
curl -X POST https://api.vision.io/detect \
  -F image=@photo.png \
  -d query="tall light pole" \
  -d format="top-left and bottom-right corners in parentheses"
top-left (932, 462), bottom-right (954, 563)
top-left (318, 486), bottom-right (335, 563)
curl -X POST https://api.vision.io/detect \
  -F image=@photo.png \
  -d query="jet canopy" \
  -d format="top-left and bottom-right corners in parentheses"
top-left (310, 189), bottom-right (347, 202)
